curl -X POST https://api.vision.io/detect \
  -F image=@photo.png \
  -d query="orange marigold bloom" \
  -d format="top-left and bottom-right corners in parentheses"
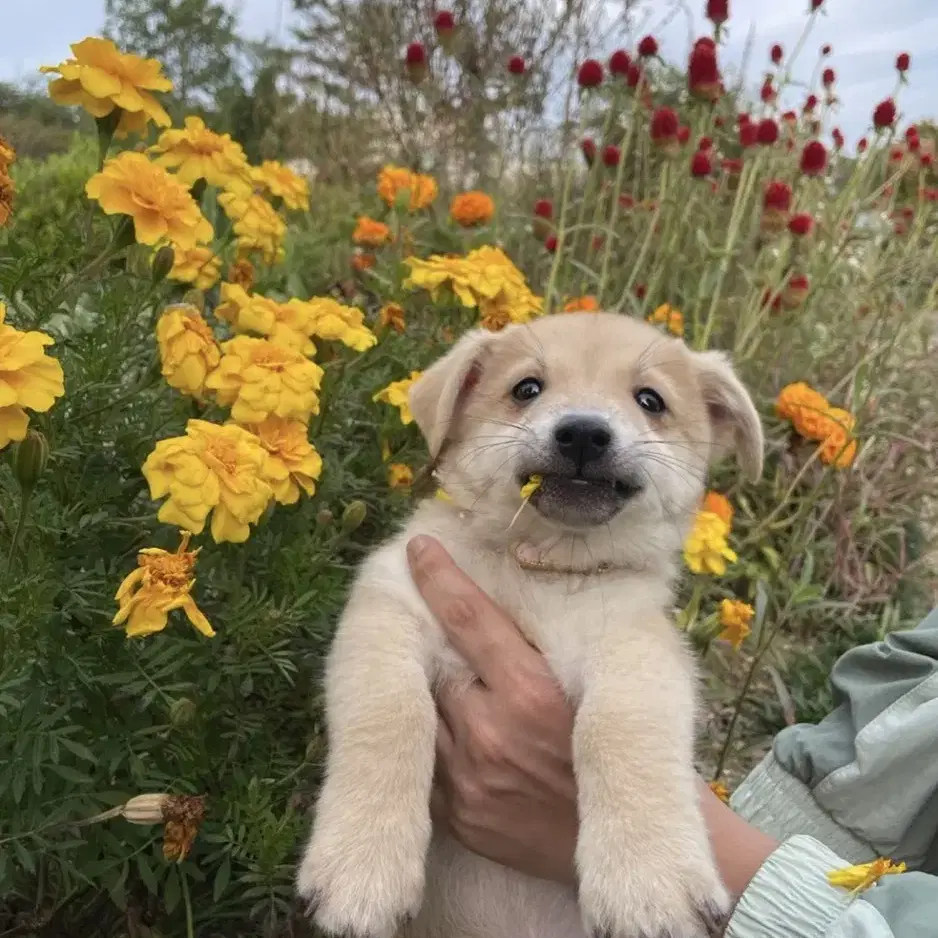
top-left (563, 295), bottom-right (600, 313)
top-left (816, 407), bottom-right (858, 468)
top-left (352, 215), bottom-right (393, 247)
top-left (378, 303), bottom-right (406, 333)
top-left (450, 191), bottom-right (495, 227)
top-left (377, 165), bottom-right (437, 212)
top-left (227, 258), bottom-right (255, 292)
top-left (351, 251), bottom-right (376, 271)
top-left (702, 491), bottom-right (733, 526)
top-left (775, 382), bottom-right (829, 424)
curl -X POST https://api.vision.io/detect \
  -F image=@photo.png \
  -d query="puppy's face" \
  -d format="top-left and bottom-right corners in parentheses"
top-left (410, 313), bottom-right (762, 542)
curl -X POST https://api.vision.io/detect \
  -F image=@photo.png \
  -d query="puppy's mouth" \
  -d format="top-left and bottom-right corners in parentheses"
top-left (518, 471), bottom-right (643, 527)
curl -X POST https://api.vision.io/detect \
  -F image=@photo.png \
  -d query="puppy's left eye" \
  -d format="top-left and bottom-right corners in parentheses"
top-left (511, 377), bottom-right (543, 403)
top-left (635, 387), bottom-right (667, 415)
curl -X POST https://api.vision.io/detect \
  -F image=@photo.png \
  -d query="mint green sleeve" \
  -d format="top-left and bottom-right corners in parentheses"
top-left (722, 606), bottom-right (938, 938)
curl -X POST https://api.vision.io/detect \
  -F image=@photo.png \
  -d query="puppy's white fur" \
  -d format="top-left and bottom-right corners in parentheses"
top-left (297, 313), bottom-right (763, 938)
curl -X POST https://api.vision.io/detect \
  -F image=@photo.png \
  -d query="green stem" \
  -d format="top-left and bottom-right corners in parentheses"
top-left (181, 868), bottom-right (195, 938)
top-left (6, 486), bottom-right (34, 576)
top-left (544, 159), bottom-right (578, 314)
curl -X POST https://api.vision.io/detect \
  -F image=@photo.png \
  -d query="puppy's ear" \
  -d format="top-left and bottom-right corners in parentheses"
top-left (692, 350), bottom-right (763, 482)
top-left (409, 329), bottom-right (495, 459)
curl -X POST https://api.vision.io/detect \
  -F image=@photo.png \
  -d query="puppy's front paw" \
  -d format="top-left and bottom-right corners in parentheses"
top-left (296, 820), bottom-right (427, 938)
top-left (577, 836), bottom-right (729, 938)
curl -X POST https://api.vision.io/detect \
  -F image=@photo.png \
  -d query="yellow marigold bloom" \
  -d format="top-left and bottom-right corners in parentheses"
top-left (251, 160), bottom-right (310, 212)
top-left (215, 284), bottom-right (317, 357)
top-left (377, 164), bottom-right (438, 212)
top-left (150, 115), bottom-right (250, 191)
top-left (718, 599), bottom-right (754, 650)
top-left (0, 173), bottom-right (12, 228)
top-left (388, 462), bottom-right (414, 489)
top-left (828, 858), bottom-right (906, 894)
top-left (816, 407), bottom-right (858, 469)
top-left (702, 491), bottom-right (734, 526)
top-left (167, 244), bottom-right (221, 290)
top-left (303, 297), bottom-right (377, 352)
top-left (378, 303), bottom-right (406, 334)
top-left (450, 191), bottom-right (495, 227)
top-left (0, 303), bottom-right (66, 449)
top-left (647, 303), bottom-right (685, 337)
top-left (228, 257), bottom-right (255, 291)
top-left (155, 304), bottom-right (221, 398)
top-left (142, 420), bottom-right (273, 543)
top-left (0, 135), bottom-right (15, 172)
top-left (218, 190), bottom-right (286, 264)
top-left (352, 215), bottom-right (393, 247)
top-left (239, 416), bottom-right (323, 505)
top-left (113, 532), bottom-right (213, 638)
top-left (205, 336), bottom-right (324, 424)
top-left (374, 371), bottom-right (422, 425)
top-left (563, 295), bottom-right (600, 313)
top-left (86, 152), bottom-right (213, 249)
top-left (683, 511), bottom-right (738, 576)
top-left (40, 37), bottom-right (172, 136)
top-left (708, 781), bottom-right (731, 803)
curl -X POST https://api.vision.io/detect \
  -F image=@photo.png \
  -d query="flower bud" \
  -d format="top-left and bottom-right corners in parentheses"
top-left (169, 697), bottom-right (197, 726)
top-left (14, 429), bottom-right (49, 492)
top-left (316, 508), bottom-right (334, 527)
top-left (182, 288), bottom-right (205, 312)
top-left (125, 243), bottom-right (152, 279)
top-left (121, 793), bottom-right (170, 825)
top-left (340, 500), bottom-right (368, 533)
top-left (152, 244), bottom-right (175, 283)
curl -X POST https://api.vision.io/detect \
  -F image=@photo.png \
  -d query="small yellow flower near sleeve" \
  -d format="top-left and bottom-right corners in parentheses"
top-left (708, 780), bottom-right (731, 803)
top-left (435, 488), bottom-right (453, 502)
top-left (827, 858), bottom-right (906, 894)
top-left (520, 474), bottom-right (543, 500)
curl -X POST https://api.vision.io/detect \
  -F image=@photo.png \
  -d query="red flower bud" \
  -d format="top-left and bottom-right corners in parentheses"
top-left (714, 116), bottom-right (725, 128)
top-left (896, 52), bottom-right (911, 73)
top-left (762, 289), bottom-right (783, 313)
top-left (433, 10), bottom-right (455, 33)
top-left (925, 188), bottom-right (938, 201)
top-left (873, 98), bottom-right (897, 129)
top-left (782, 110), bottom-right (797, 124)
top-left (609, 49), bottom-right (631, 76)
top-left (800, 140), bottom-right (827, 175)
top-left (635, 283), bottom-right (647, 300)
top-left (737, 112), bottom-right (751, 126)
top-left (591, 235), bottom-right (604, 252)
top-left (691, 150), bottom-right (713, 177)
top-left (688, 40), bottom-right (722, 102)
top-left (706, 0), bottom-right (729, 24)
top-left (721, 157), bottom-right (743, 175)
top-left (811, 1), bottom-right (825, 11)
top-left (788, 213), bottom-right (814, 236)
top-left (764, 180), bottom-right (792, 212)
top-left (770, 43), bottom-right (783, 64)
top-left (921, 153), bottom-right (934, 168)
top-left (822, 67), bottom-right (835, 87)
top-left (626, 63), bottom-right (643, 88)
top-left (803, 94), bottom-right (818, 113)
top-left (821, 43), bottom-right (831, 55)
top-left (533, 199), bottom-right (553, 219)
top-left (757, 118), bottom-right (779, 145)
top-left (832, 127), bottom-right (844, 150)
top-left (761, 78), bottom-right (776, 103)
top-left (905, 125), bottom-right (919, 143)
top-left (889, 146), bottom-right (904, 163)
top-left (650, 107), bottom-right (679, 145)
top-left (507, 55), bottom-right (526, 75)
top-left (578, 59), bottom-right (604, 88)
top-left (545, 234), bottom-right (558, 253)
top-left (677, 125), bottom-right (691, 145)
top-left (783, 273), bottom-right (810, 309)
top-left (618, 193), bottom-right (635, 209)
top-left (908, 135), bottom-right (921, 153)
top-left (581, 137), bottom-right (596, 165)
top-left (602, 144), bottom-right (621, 167)
top-left (857, 137), bottom-right (868, 153)
top-left (637, 35), bottom-right (659, 57)
top-left (698, 136), bottom-right (713, 151)
top-left (405, 42), bottom-right (428, 82)
top-left (739, 122), bottom-right (758, 148)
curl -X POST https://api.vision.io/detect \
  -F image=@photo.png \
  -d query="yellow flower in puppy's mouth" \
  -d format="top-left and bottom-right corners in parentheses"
top-left (520, 474), bottom-right (542, 500)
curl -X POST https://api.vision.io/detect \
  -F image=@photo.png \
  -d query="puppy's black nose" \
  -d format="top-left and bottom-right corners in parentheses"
top-left (553, 416), bottom-right (613, 468)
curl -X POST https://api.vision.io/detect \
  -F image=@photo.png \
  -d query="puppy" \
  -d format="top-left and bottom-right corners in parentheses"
top-left (297, 312), bottom-right (763, 938)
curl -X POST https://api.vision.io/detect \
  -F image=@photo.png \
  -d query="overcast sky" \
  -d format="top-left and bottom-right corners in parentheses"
top-left (2, 0), bottom-right (934, 145)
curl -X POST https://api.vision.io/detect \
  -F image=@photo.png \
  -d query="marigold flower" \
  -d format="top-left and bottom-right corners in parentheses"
top-left (507, 55), bottom-right (526, 75)
top-left (757, 118), bottom-right (779, 145)
top-left (86, 152), bottom-right (212, 248)
top-left (388, 462), bottom-right (414, 489)
top-left (873, 98), bottom-right (897, 130)
top-left (706, 0), bottom-right (729, 23)
top-left (217, 190), bottom-right (286, 264)
top-left (563, 295), bottom-right (600, 313)
top-left (828, 859), bottom-right (906, 895)
top-left (609, 50), bottom-right (631, 76)
top-left (238, 415), bottom-right (322, 505)
top-left (0, 303), bottom-right (66, 449)
top-left (896, 52), bottom-right (911, 73)
top-left (688, 40), bottom-right (722, 102)
top-left (788, 213), bottom-right (814, 236)
top-left (156, 303), bottom-right (221, 398)
top-left (816, 407), bottom-right (858, 469)
top-left (775, 382), bottom-right (829, 431)
top-left (0, 174), bottom-right (13, 228)
top-left (150, 116), bottom-right (250, 191)
top-left (142, 420), bottom-right (273, 543)
top-left (0, 135), bottom-right (15, 172)
top-left (377, 164), bottom-right (438, 212)
top-left (690, 151), bottom-right (712, 178)
top-left (718, 599), bottom-right (753, 649)
top-left (602, 145), bottom-right (621, 167)
top-left (251, 160), bottom-right (310, 212)
top-left (215, 281), bottom-right (285, 338)
top-left (684, 510), bottom-right (737, 576)
top-left (166, 244), bottom-right (221, 290)
top-left (646, 303), bottom-right (684, 337)
top-left (800, 140), bottom-right (827, 176)
top-left (374, 371), bottom-right (422, 425)
top-left (637, 35), bottom-right (658, 57)
top-left (450, 190), bottom-right (495, 227)
top-left (709, 781), bottom-right (731, 803)
top-left (770, 43), bottom-right (783, 64)
top-left (650, 108), bottom-right (679, 146)
top-left (206, 336), bottom-right (324, 424)
top-left (40, 37), bottom-right (172, 135)
top-left (378, 302), bottom-right (406, 333)
top-left (702, 491), bottom-right (734, 526)
top-left (352, 215), bottom-right (393, 247)
top-left (303, 297), bottom-right (377, 352)
top-left (577, 59), bottom-right (604, 88)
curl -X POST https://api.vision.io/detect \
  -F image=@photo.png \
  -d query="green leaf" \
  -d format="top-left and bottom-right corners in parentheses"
top-left (58, 736), bottom-right (98, 764)
top-left (163, 865), bottom-right (181, 914)
top-left (137, 853), bottom-right (159, 895)
top-left (213, 856), bottom-right (231, 901)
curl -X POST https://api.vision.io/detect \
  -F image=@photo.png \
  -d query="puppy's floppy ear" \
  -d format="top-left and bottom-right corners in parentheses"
top-left (692, 350), bottom-right (764, 482)
top-left (409, 329), bottom-right (495, 460)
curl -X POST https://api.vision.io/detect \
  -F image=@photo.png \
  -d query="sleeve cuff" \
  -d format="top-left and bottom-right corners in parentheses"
top-left (730, 753), bottom-right (877, 864)
top-left (725, 835), bottom-right (856, 938)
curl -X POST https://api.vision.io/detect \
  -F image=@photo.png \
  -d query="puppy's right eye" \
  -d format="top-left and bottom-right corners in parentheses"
top-left (511, 377), bottom-right (543, 403)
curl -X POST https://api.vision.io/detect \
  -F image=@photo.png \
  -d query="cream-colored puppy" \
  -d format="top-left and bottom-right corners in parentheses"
top-left (297, 312), bottom-right (763, 938)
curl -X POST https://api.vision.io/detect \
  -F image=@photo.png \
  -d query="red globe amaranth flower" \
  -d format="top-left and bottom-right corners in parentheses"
top-left (770, 43), bottom-right (783, 64)
top-left (783, 274), bottom-right (810, 309)
top-left (763, 180), bottom-right (792, 211)
top-left (737, 112), bottom-right (751, 126)
top-left (739, 122), bottom-right (758, 148)
top-left (857, 137), bottom-right (868, 153)
top-left (761, 77), bottom-right (776, 104)
top-left (822, 67), bottom-right (835, 87)
top-left (921, 153), bottom-right (934, 168)
top-left (800, 140), bottom-right (827, 175)
top-left (434, 10), bottom-right (455, 33)
top-left (889, 146), bottom-right (904, 164)
top-left (634, 283), bottom-right (647, 300)
top-left (821, 43), bottom-right (831, 55)
top-left (609, 49), bottom-right (631, 76)
top-left (698, 136), bottom-right (713, 151)
top-left (637, 35), bottom-right (659, 57)
top-left (691, 150), bottom-right (713, 177)
top-left (677, 125), bottom-right (691, 145)
top-left (602, 144), bottom-right (621, 167)
top-left (544, 234), bottom-right (558, 253)
top-left (626, 64), bottom-right (643, 88)
top-left (811, 1), bottom-right (825, 11)
top-left (590, 235), bottom-right (604, 253)
top-left (896, 52), bottom-right (911, 73)
top-left (533, 199), bottom-right (553, 219)
top-left (757, 118), bottom-right (779, 145)
top-left (803, 94), bottom-right (818, 114)
top-left (924, 188), bottom-right (938, 202)
top-left (873, 98), bottom-right (897, 129)
top-left (650, 107), bottom-right (679, 146)
top-left (618, 193), bottom-right (635, 210)
top-left (788, 213), bottom-right (814, 236)
top-left (907, 134), bottom-right (921, 153)
top-left (578, 59), bottom-right (604, 88)
top-left (581, 137), bottom-right (597, 166)
top-left (405, 42), bottom-right (428, 82)
top-left (714, 116), bottom-right (725, 128)
top-left (722, 157), bottom-right (743, 175)
top-left (507, 55), bottom-right (526, 75)
top-left (706, 0), bottom-right (729, 24)
top-left (782, 110), bottom-right (797, 124)
top-left (688, 39), bottom-right (722, 101)
top-left (832, 127), bottom-right (844, 150)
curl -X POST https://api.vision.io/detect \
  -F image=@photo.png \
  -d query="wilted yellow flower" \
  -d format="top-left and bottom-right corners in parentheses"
top-left (702, 491), bottom-right (733, 526)
top-left (683, 510), bottom-right (738, 576)
top-left (167, 244), bottom-right (221, 290)
top-left (708, 781), bottom-right (731, 803)
top-left (161, 793), bottom-right (207, 863)
top-left (450, 191), bottom-right (495, 227)
top-left (251, 160), bottom-right (310, 211)
top-left (239, 416), bottom-right (323, 505)
top-left (374, 371), bottom-right (422, 425)
top-left (520, 474), bottom-right (543, 499)
top-left (86, 152), bottom-right (213, 248)
top-left (388, 462), bottom-right (414, 489)
top-left (206, 336), bottom-right (324, 424)
top-left (303, 297), bottom-right (377, 352)
top-left (40, 37), bottom-right (172, 135)
top-left (647, 303), bottom-right (685, 337)
top-left (0, 303), bottom-right (66, 449)
top-left (352, 216), bottom-right (393, 247)
top-left (155, 304), bottom-right (221, 398)
top-left (142, 420), bottom-right (273, 543)
top-left (218, 190), bottom-right (286, 264)
top-left (113, 532), bottom-right (213, 638)
top-left (563, 295), bottom-right (600, 313)
top-left (718, 599), bottom-right (754, 650)
top-left (228, 257), bottom-right (255, 291)
top-left (378, 303), bottom-right (406, 334)
top-left (377, 164), bottom-right (438, 212)
top-left (150, 115), bottom-right (250, 191)
top-left (828, 858), bottom-right (906, 894)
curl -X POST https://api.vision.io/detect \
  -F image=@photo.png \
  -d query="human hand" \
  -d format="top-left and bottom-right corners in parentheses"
top-left (406, 535), bottom-right (579, 884)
